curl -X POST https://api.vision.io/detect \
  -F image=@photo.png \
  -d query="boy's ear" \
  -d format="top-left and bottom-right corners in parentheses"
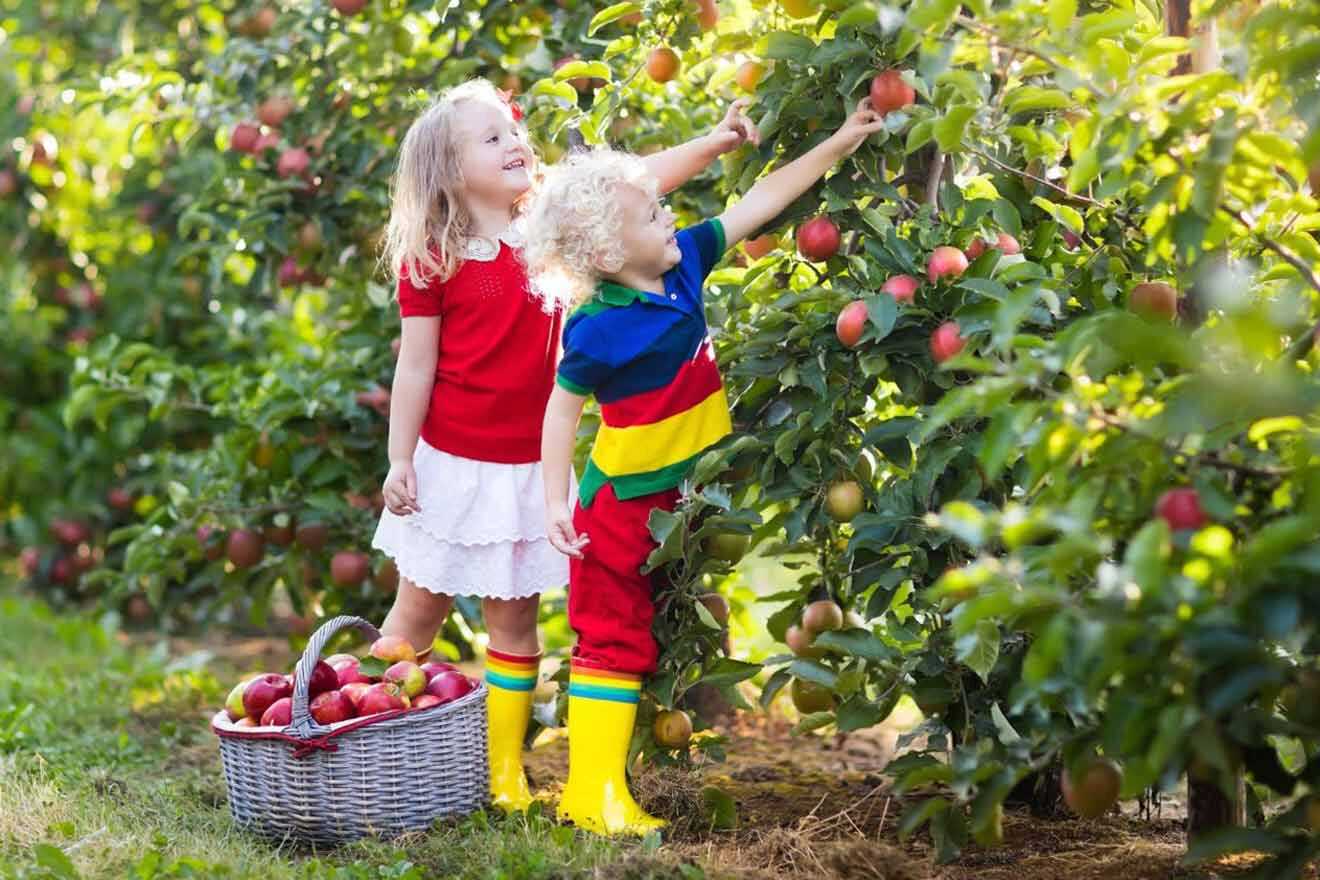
top-left (593, 250), bottom-right (624, 274)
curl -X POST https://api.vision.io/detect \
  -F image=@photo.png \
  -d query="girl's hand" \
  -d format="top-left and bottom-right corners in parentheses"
top-left (708, 99), bottom-right (761, 155)
top-left (830, 99), bottom-right (887, 157)
top-left (382, 461), bottom-right (421, 516)
top-left (547, 503), bottom-right (589, 558)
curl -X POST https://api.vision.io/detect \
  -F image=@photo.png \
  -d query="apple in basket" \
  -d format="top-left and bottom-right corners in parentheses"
top-left (309, 689), bottom-right (356, 725)
top-left (384, 661), bottom-right (427, 698)
top-left (419, 660), bottom-right (459, 682)
top-left (426, 671), bottom-right (475, 704)
top-left (359, 682), bottom-right (410, 715)
top-left (369, 634), bottom-right (417, 664)
top-left (330, 656), bottom-right (373, 686)
top-left (225, 677), bottom-right (255, 721)
top-left (242, 673), bottom-right (293, 721)
top-left (261, 696), bottom-right (294, 727)
top-left (412, 694), bottom-right (444, 710)
top-left (307, 660), bottom-right (340, 698)
top-left (340, 681), bottom-right (373, 711)
top-left (234, 717), bottom-right (258, 728)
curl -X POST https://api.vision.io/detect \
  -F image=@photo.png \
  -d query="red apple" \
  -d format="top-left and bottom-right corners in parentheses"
top-left (930, 322), bottom-right (966, 363)
top-left (332, 656), bottom-right (373, 686)
top-left (797, 216), bottom-right (841, 262)
top-left (295, 521), bottom-right (329, 551)
top-left (309, 689), bottom-right (356, 724)
top-left (359, 682), bottom-right (410, 715)
top-left (234, 716), bottom-right (258, 728)
top-left (278, 256), bottom-right (305, 287)
top-left (332, 0), bottom-right (368, 14)
top-left (1155, 488), bottom-right (1206, 531)
top-left (257, 95), bottom-right (294, 128)
top-left (340, 681), bottom-right (373, 710)
top-left (260, 696), bottom-right (293, 727)
top-left (19, 547), bottom-right (40, 578)
top-left (0, 169), bottom-right (18, 198)
top-left (1062, 230), bottom-right (1081, 249)
top-left (1129, 282), bottom-right (1178, 321)
top-left (307, 660), bottom-right (339, 698)
top-left (50, 519), bottom-right (89, 547)
top-left (927, 246), bottom-right (969, 283)
top-left (331, 551), bottom-right (371, 586)
top-left (242, 673), bottom-right (293, 720)
top-left (870, 69), bottom-right (915, 116)
top-left (276, 148), bottom-right (310, 179)
top-left (107, 487), bottom-right (135, 511)
top-left (426, 670), bottom-right (476, 704)
top-left (420, 660), bottom-right (460, 682)
top-left (881, 274), bottom-right (918, 304)
top-left (370, 634), bottom-right (417, 664)
top-left (231, 122), bottom-right (260, 153)
top-left (253, 130), bottom-right (281, 153)
top-left (412, 694), bottom-right (444, 710)
top-left (965, 238), bottom-right (988, 260)
top-left (995, 231), bottom-right (1021, 255)
top-left (384, 661), bottom-right (427, 698)
top-left (835, 301), bottom-right (869, 348)
top-left (196, 524), bottom-right (226, 561)
top-left (226, 529), bottom-right (265, 569)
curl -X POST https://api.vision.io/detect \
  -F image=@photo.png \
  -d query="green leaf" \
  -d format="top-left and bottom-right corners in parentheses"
top-left (907, 0), bottom-right (960, 33)
top-left (1003, 86), bottom-right (1071, 114)
top-left (1030, 197), bottom-right (1084, 234)
top-left (699, 785), bottom-right (738, 830)
top-left (763, 32), bottom-right (817, 63)
top-left (1125, 519), bottom-right (1170, 592)
top-left (990, 702), bottom-right (1021, 744)
top-left (33, 844), bottom-right (81, 880)
top-left (906, 118), bottom-right (935, 154)
top-left (1048, 0), bottom-right (1077, 36)
top-left (933, 105), bottom-right (976, 152)
top-left (813, 628), bottom-right (897, 661)
top-left (788, 658), bottom-right (838, 689)
top-left (357, 656), bottom-right (389, 679)
top-left (698, 658), bottom-right (762, 688)
top-left (553, 61), bottom-right (611, 83)
top-left (587, 2), bottom-right (640, 35)
top-left (897, 796), bottom-right (949, 839)
top-left (862, 291), bottom-right (898, 340)
top-left (956, 619), bottom-right (1000, 684)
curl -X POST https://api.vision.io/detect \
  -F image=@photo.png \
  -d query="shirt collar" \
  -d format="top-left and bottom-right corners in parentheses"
top-left (591, 278), bottom-right (690, 313)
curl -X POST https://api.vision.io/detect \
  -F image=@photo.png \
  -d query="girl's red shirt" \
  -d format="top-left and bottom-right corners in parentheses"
top-left (396, 242), bottom-right (560, 464)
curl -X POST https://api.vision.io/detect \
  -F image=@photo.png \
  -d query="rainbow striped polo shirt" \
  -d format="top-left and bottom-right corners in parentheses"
top-left (556, 219), bottom-right (731, 508)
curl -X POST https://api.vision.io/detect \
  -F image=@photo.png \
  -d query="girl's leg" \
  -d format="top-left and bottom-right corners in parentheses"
top-left (379, 576), bottom-right (453, 661)
top-left (482, 595), bottom-right (542, 812)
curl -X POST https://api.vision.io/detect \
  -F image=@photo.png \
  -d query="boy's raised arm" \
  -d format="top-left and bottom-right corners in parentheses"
top-left (641, 100), bottom-right (760, 195)
top-left (718, 99), bottom-right (885, 249)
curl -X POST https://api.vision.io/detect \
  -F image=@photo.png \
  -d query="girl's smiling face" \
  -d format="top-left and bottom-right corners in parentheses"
top-left (455, 98), bottom-right (532, 206)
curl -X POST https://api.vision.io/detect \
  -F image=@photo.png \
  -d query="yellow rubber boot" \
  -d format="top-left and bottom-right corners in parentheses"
top-left (557, 663), bottom-right (665, 836)
top-left (485, 649), bottom-right (540, 813)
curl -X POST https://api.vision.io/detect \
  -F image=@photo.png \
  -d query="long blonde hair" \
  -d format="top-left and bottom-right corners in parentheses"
top-left (523, 149), bottom-right (656, 313)
top-left (381, 79), bottom-right (530, 286)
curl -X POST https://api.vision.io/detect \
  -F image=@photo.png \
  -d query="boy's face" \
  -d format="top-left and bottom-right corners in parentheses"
top-left (455, 99), bottom-right (533, 206)
top-left (613, 183), bottom-right (679, 278)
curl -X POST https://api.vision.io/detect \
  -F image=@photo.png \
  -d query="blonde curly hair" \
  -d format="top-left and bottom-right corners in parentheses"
top-left (523, 148), bottom-right (658, 312)
top-left (381, 79), bottom-right (536, 287)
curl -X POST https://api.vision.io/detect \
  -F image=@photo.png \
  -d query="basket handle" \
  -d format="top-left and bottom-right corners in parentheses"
top-left (286, 614), bottom-right (382, 739)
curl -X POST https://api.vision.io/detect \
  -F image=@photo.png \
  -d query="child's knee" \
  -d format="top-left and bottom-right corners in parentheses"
top-left (386, 578), bottom-right (452, 628)
top-left (483, 595), bottom-right (540, 636)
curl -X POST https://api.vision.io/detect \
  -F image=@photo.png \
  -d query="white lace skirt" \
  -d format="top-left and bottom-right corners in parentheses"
top-left (371, 439), bottom-right (572, 600)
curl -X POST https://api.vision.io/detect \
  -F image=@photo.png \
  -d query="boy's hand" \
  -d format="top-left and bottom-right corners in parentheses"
top-left (707, 99), bottom-right (761, 155)
top-left (829, 99), bottom-right (887, 157)
top-left (547, 503), bottom-right (589, 558)
top-left (382, 461), bottom-right (421, 516)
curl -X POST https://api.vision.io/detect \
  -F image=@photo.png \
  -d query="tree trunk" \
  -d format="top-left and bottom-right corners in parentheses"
top-left (1166, 0), bottom-right (1193, 73)
top-left (1187, 776), bottom-right (1247, 841)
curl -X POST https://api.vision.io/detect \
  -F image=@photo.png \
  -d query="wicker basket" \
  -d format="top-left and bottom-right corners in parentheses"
top-left (212, 615), bottom-right (488, 845)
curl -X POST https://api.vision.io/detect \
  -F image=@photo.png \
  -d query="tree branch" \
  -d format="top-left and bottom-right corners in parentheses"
top-left (1087, 406), bottom-right (1286, 479)
top-left (969, 148), bottom-right (1103, 208)
top-left (926, 150), bottom-right (945, 211)
top-left (1222, 207), bottom-right (1320, 360)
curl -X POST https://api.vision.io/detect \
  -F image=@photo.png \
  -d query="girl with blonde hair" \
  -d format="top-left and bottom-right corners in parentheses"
top-left (371, 77), bottom-right (756, 812)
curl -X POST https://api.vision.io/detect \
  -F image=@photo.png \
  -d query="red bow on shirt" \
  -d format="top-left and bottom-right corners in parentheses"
top-left (497, 89), bottom-right (524, 122)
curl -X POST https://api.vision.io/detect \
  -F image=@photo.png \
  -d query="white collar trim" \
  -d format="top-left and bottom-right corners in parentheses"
top-left (463, 219), bottom-right (525, 262)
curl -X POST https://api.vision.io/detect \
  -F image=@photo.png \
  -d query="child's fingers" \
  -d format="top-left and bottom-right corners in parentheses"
top-left (728, 97), bottom-right (751, 115)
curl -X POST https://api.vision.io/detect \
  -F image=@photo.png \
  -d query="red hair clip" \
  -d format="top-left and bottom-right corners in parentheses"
top-left (497, 89), bottom-right (524, 122)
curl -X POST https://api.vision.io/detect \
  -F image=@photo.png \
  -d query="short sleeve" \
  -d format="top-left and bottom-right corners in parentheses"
top-left (556, 318), bottom-right (612, 397)
top-left (396, 261), bottom-right (445, 317)
top-left (676, 218), bottom-right (727, 282)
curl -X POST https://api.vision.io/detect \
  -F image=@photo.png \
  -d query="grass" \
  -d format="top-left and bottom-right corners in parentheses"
top-left (0, 591), bottom-right (704, 880)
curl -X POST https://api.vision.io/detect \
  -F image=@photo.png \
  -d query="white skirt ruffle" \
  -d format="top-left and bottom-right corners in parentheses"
top-left (371, 439), bottom-right (572, 600)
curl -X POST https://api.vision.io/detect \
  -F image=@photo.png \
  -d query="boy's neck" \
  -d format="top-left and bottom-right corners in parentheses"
top-left (604, 268), bottom-right (665, 297)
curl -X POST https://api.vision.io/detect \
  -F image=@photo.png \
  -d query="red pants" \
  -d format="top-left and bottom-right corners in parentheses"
top-left (568, 483), bottom-right (681, 676)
